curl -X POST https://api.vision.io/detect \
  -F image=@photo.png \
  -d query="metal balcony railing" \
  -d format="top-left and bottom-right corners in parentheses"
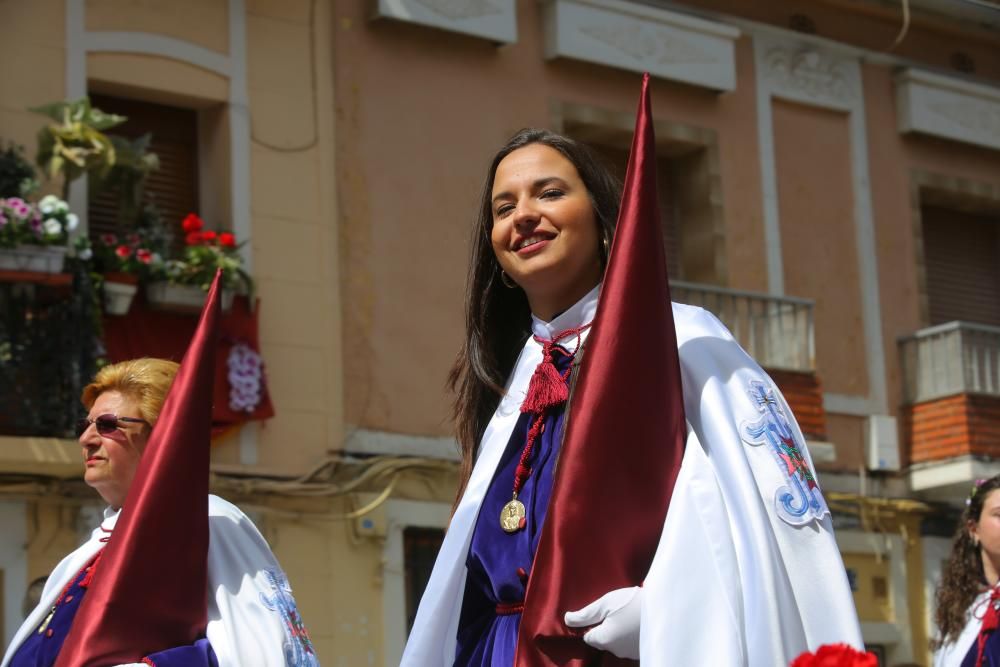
top-left (899, 321), bottom-right (1000, 404)
top-left (671, 281), bottom-right (815, 372)
top-left (0, 266), bottom-right (100, 438)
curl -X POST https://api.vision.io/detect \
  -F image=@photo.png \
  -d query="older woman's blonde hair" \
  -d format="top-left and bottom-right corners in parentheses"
top-left (81, 358), bottom-right (179, 425)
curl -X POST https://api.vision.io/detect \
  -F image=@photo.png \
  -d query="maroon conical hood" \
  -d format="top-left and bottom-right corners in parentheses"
top-left (516, 74), bottom-right (687, 666)
top-left (55, 270), bottom-right (222, 666)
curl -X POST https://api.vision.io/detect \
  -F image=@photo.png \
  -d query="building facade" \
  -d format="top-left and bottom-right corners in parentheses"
top-left (2, 0), bottom-right (1000, 665)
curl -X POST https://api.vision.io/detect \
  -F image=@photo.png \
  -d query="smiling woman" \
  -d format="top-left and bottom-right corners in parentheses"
top-left (401, 127), bottom-right (862, 666)
top-left (488, 143), bottom-right (602, 321)
top-left (1, 358), bottom-right (319, 667)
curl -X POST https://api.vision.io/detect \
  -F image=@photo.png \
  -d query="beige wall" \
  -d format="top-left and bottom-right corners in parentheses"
top-left (0, 0), bottom-right (67, 191)
top-left (773, 100), bottom-right (869, 398)
top-left (335, 6), bottom-right (770, 436)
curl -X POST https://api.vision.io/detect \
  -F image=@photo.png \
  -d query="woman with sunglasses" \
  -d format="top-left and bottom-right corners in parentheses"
top-left (401, 129), bottom-right (862, 665)
top-left (2, 358), bottom-right (319, 667)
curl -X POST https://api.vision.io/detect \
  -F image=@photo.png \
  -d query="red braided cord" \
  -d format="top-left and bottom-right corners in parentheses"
top-left (511, 323), bottom-right (591, 499)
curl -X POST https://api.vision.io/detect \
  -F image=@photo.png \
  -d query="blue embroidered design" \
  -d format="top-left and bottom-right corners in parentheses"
top-left (740, 380), bottom-right (829, 526)
top-left (259, 568), bottom-right (320, 666)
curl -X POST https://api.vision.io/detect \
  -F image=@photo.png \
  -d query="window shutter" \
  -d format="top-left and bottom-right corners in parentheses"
top-left (87, 94), bottom-right (199, 238)
top-left (922, 205), bottom-right (1000, 326)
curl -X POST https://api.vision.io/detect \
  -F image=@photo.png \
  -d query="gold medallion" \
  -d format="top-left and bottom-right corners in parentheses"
top-left (500, 498), bottom-right (526, 533)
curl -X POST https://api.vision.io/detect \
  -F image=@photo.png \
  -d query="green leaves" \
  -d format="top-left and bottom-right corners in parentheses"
top-left (31, 97), bottom-right (127, 195)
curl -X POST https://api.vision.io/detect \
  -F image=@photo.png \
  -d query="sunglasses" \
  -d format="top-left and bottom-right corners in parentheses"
top-left (76, 414), bottom-right (150, 437)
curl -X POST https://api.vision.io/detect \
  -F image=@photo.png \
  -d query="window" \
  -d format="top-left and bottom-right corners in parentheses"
top-left (560, 110), bottom-right (725, 286)
top-left (87, 94), bottom-right (200, 237)
top-left (921, 204), bottom-right (1000, 326)
top-left (403, 527), bottom-right (445, 633)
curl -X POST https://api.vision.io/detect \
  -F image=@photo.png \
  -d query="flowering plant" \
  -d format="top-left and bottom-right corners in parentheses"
top-left (163, 213), bottom-right (252, 294)
top-left (85, 228), bottom-right (165, 281)
top-left (0, 195), bottom-right (78, 248)
top-left (790, 644), bottom-right (878, 667)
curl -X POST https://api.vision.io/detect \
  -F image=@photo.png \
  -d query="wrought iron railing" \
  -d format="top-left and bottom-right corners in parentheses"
top-left (671, 281), bottom-right (815, 372)
top-left (899, 321), bottom-right (1000, 404)
top-left (0, 264), bottom-right (100, 437)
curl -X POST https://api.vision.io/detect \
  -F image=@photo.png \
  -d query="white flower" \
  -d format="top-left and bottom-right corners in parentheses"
top-left (55, 200), bottom-right (69, 215)
top-left (65, 213), bottom-right (79, 231)
top-left (39, 195), bottom-right (59, 214)
top-left (227, 343), bottom-right (264, 413)
top-left (78, 247), bottom-right (93, 260)
top-left (42, 218), bottom-right (62, 235)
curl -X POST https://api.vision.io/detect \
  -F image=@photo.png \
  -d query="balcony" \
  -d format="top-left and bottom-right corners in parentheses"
top-left (672, 281), bottom-right (815, 372)
top-left (672, 281), bottom-right (826, 440)
top-left (899, 321), bottom-right (1000, 498)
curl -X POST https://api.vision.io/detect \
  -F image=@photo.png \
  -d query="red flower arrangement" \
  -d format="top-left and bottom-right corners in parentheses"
top-left (791, 644), bottom-right (878, 667)
top-left (89, 230), bottom-right (161, 281)
top-left (165, 213), bottom-right (251, 294)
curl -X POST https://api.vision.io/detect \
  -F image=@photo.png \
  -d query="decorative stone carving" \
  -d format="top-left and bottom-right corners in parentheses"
top-left (414, 0), bottom-right (503, 20)
top-left (578, 22), bottom-right (715, 66)
top-left (761, 46), bottom-right (857, 108)
top-left (896, 68), bottom-right (1000, 151)
top-left (543, 0), bottom-right (739, 92)
top-left (372, 0), bottom-right (516, 44)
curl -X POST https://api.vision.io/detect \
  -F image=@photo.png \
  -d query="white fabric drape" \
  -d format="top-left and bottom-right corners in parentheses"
top-left (402, 297), bottom-right (862, 666)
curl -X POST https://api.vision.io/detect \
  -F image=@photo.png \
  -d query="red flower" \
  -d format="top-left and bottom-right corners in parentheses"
top-left (182, 213), bottom-right (204, 233)
top-left (185, 231), bottom-right (203, 246)
top-left (791, 644), bottom-right (878, 667)
top-left (201, 230), bottom-right (218, 242)
top-left (115, 245), bottom-right (131, 259)
top-left (219, 232), bottom-right (236, 247)
top-left (101, 233), bottom-right (118, 245)
top-left (127, 233), bottom-right (141, 245)
top-left (136, 249), bottom-right (153, 264)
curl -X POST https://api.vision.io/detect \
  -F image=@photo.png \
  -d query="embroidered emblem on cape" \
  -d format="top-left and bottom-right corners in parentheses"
top-left (260, 568), bottom-right (320, 666)
top-left (740, 380), bottom-right (830, 526)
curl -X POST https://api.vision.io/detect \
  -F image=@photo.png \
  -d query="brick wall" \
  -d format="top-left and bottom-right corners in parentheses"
top-left (768, 369), bottom-right (827, 441)
top-left (904, 393), bottom-right (1000, 465)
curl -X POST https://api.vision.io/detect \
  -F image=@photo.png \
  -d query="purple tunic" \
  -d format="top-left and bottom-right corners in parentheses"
top-left (963, 625), bottom-right (1000, 667)
top-left (10, 551), bottom-right (218, 667)
top-left (454, 348), bottom-right (573, 667)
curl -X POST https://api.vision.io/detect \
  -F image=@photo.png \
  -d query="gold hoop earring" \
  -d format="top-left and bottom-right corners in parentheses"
top-left (500, 270), bottom-right (518, 289)
top-left (602, 233), bottom-right (610, 259)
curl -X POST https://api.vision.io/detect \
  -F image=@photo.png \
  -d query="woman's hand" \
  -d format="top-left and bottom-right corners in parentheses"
top-left (564, 586), bottom-right (642, 659)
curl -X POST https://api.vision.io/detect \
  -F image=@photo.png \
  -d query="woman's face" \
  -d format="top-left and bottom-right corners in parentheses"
top-left (971, 489), bottom-right (1000, 568)
top-left (79, 390), bottom-right (150, 509)
top-left (490, 143), bottom-right (602, 320)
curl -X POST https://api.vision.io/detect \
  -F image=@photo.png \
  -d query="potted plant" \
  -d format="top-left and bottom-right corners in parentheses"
top-left (83, 227), bottom-right (163, 315)
top-left (146, 213), bottom-right (252, 313)
top-left (31, 97), bottom-right (124, 199)
top-left (0, 142), bottom-right (39, 199)
top-left (0, 195), bottom-right (78, 273)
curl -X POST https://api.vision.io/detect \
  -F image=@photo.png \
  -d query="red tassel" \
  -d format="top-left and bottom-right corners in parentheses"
top-left (521, 349), bottom-right (569, 414)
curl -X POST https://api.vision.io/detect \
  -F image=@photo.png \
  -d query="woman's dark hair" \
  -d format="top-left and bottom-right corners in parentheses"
top-left (935, 475), bottom-right (1000, 645)
top-left (447, 128), bottom-right (621, 503)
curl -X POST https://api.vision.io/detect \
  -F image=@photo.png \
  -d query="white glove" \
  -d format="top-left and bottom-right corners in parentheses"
top-left (564, 586), bottom-right (642, 659)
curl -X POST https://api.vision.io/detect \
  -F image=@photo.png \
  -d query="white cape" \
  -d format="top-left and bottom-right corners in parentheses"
top-left (402, 294), bottom-right (862, 666)
top-left (2, 494), bottom-right (318, 667)
top-left (933, 589), bottom-right (991, 667)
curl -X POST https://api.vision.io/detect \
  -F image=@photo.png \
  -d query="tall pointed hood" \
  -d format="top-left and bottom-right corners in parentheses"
top-left (55, 270), bottom-right (222, 666)
top-left (516, 74), bottom-right (687, 666)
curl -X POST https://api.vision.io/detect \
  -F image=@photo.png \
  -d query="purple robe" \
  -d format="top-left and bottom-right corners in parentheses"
top-left (10, 552), bottom-right (218, 667)
top-left (454, 348), bottom-right (573, 666)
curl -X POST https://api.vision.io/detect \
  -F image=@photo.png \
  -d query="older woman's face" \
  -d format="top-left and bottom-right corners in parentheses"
top-left (79, 390), bottom-right (150, 509)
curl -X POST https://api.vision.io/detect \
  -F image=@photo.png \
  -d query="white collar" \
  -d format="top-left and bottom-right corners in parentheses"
top-left (102, 505), bottom-right (121, 531)
top-left (530, 284), bottom-right (600, 341)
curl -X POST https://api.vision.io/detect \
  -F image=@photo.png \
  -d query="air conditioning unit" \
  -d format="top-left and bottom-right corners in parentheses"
top-left (865, 414), bottom-right (900, 472)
